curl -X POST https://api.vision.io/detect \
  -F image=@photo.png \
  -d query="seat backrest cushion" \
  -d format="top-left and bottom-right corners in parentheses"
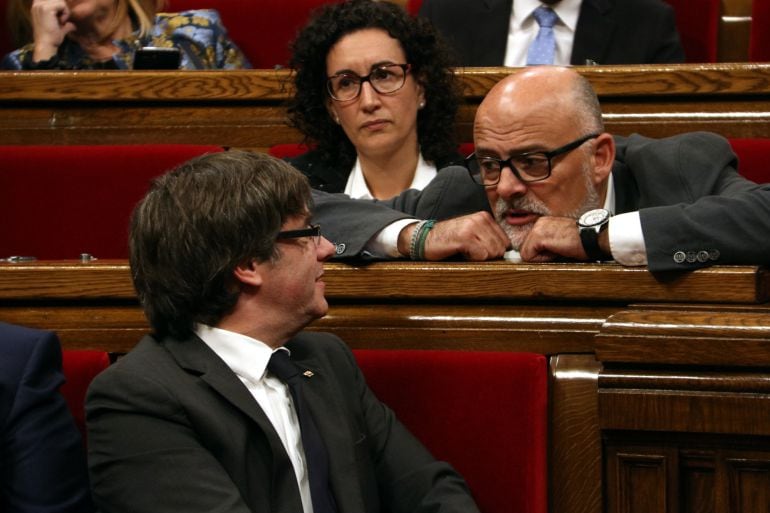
top-left (750, 0), bottom-right (770, 62)
top-left (61, 350), bottom-right (111, 438)
top-left (664, 0), bottom-right (720, 63)
top-left (0, 144), bottom-right (222, 260)
top-left (729, 138), bottom-right (770, 184)
top-left (353, 349), bottom-right (548, 513)
top-left (164, 0), bottom-right (342, 69)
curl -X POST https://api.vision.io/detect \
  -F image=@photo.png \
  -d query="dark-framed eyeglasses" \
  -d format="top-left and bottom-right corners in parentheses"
top-left (276, 224), bottom-right (322, 246)
top-left (327, 63), bottom-right (411, 102)
top-left (465, 133), bottom-right (600, 187)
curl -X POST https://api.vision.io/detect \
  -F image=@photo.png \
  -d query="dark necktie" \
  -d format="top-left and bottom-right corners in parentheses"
top-left (527, 6), bottom-right (559, 65)
top-left (268, 350), bottom-right (338, 513)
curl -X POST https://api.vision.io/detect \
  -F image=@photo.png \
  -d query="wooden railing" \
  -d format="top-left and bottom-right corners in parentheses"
top-left (1, 64), bottom-right (769, 149)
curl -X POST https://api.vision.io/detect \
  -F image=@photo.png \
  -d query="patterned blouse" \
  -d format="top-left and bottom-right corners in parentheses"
top-left (1, 9), bottom-right (251, 70)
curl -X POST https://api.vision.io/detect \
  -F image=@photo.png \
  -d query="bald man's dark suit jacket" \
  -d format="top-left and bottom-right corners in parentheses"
top-left (86, 331), bottom-right (478, 513)
top-left (315, 132), bottom-right (770, 272)
top-left (418, 0), bottom-right (685, 66)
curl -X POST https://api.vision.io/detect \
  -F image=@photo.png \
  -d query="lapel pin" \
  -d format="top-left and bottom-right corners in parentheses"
top-left (303, 370), bottom-right (314, 378)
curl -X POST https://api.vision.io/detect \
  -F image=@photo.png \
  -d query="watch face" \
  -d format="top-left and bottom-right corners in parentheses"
top-left (580, 209), bottom-right (608, 227)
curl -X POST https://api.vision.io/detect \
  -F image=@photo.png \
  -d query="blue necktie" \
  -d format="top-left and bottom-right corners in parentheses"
top-left (268, 350), bottom-right (338, 513)
top-left (527, 6), bottom-right (559, 65)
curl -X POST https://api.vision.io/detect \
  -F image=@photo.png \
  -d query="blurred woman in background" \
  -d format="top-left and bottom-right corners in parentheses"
top-left (2, 0), bottom-right (249, 69)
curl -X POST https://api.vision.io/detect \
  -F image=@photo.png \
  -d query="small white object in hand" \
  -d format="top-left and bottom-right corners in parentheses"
top-left (503, 250), bottom-right (523, 262)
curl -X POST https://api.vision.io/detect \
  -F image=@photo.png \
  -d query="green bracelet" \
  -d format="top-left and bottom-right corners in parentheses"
top-left (414, 219), bottom-right (436, 260)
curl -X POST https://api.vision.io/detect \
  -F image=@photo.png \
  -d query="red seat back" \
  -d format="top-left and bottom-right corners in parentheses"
top-left (664, 0), bottom-right (720, 63)
top-left (164, 0), bottom-right (342, 69)
top-left (750, 0), bottom-right (770, 62)
top-left (729, 138), bottom-right (770, 184)
top-left (354, 349), bottom-right (548, 513)
top-left (61, 350), bottom-right (111, 438)
top-left (0, 144), bottom-right (222, 260)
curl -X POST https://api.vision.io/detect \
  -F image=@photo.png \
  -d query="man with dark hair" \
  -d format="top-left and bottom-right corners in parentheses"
top-left (86, 151), bottom-right (480, 513)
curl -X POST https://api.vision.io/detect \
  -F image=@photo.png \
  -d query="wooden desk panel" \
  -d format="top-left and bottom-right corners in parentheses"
top-left (1, 64), bottom-right (769, 147)
top-left (1, 259), bottom-right (768, 513)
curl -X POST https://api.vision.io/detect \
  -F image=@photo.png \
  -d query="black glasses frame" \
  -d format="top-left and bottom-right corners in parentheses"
top-left (466, 133), bottom-right (601, 186)
top-left (276, 224), bottom-right (322, 246)
top-left (326, 63), bottom-right (411, 102)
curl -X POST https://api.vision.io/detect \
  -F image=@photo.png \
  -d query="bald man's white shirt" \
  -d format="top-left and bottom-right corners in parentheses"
top-left (504, 0), bottom-right (582, 67)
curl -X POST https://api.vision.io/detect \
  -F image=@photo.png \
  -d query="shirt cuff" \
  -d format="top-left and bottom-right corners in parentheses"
top-left (608, 211), bottom-right (648, 266)
top-left (367, 219), bottom-right (418, 258)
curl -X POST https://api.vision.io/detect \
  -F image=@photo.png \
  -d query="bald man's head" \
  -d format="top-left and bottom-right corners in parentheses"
top-left (470, 67), bottom-right (615, 251)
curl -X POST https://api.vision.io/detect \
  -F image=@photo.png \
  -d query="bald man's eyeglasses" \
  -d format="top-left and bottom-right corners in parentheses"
top-left (465, 133), bottom-right (600, 186)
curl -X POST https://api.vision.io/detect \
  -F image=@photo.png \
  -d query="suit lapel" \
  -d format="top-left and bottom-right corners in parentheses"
top-left (571, 0), bottom-right (615, 65)
top-left (162, 334), bottom-right (303, 512)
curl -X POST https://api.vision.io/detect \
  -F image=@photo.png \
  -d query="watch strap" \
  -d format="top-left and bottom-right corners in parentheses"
top-left (579, 225), bottom-right (607, 261)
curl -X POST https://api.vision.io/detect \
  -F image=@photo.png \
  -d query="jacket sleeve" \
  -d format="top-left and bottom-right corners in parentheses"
top-left (2, 328), bottom-right (94, 513)
top-left (632, 132), bottom-right (770, 271)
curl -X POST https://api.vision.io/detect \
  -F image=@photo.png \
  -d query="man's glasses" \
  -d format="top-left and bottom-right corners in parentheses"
top-left (465, 133), bottom-right (600, 187)
top-left (327, 64), bottom-right (411, 102)
top-left (276, 224), bottom-right (322, 246)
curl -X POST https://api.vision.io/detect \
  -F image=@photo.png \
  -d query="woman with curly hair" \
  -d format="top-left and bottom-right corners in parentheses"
top-left (287, 0), bottom-right (462, 200)
top-left (2, 0), bottom-right (249, 69)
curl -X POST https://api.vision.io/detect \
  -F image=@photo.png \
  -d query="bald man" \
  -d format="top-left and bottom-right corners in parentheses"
top-left (463, 67), bottom-right (770, 271)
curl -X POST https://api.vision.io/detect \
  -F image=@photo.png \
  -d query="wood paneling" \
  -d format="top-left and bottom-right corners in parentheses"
top-left (1, 64), bottom-right (769, 147)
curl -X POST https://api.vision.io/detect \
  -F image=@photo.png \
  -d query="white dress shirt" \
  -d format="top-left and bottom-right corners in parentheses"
top-left (195, 324), bottom-right (314, 513)
top-left (354, 153), bottom-right (437, 258)
top-left (503, 0), bottom-right (582, 67)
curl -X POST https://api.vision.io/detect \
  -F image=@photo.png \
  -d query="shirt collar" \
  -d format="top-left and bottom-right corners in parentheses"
top-left (513, 0), bottom-right (581, 31)
top-left (195, 323), bottom-right (288, 385)
top-left (603, 173), bottom-right (616, 215)
top-left (344, 152), bottom-right (438, 200)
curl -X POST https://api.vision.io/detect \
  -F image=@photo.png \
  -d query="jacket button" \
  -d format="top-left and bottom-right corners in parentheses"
top-left (686, 251), bottom-right (697, 263)
top-left (697, 250), bottom-right (710, 263)
top-left (334, 243), bottom-right (346, 255)
top-left (708, 249), bottom-right (721, 261)
top-left (673, 251), bottom-right (686, 263)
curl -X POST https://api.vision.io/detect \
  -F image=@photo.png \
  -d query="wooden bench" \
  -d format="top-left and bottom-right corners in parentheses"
top-left (3, 260), bottom-right (769, 513)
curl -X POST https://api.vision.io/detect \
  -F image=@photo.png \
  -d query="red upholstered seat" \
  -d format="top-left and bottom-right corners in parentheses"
top-left (750, 0), bottom-right (770, 62)
top-left (664, 0), bottom-right (720, 63)
top-left (164, 0), bottom-right (342, 69)
top-left (61, 350), bottom-right (111, 438)
top-left (729, 138), bottom-right (770, 184)
top-left (0, 144), bottom-right (222, 260)
top-left (353, 349), bottom-right (548, 513)
top-left (269, 143), bottom-right (315, 159)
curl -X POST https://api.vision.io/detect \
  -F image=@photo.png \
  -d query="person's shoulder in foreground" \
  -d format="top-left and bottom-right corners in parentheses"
top-left (0, 322), bottom-right (94, 513)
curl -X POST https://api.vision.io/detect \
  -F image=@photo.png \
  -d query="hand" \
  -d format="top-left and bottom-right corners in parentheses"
top-left (518, 216), bottom-right (591, 262)
top-left (30, 0), bottom-right (76, 62)
top-left (398, 212), bottom-right (510, 261)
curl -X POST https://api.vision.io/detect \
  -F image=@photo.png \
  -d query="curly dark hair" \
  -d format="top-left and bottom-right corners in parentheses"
top-left (288, 0), bottom-right (461, 170)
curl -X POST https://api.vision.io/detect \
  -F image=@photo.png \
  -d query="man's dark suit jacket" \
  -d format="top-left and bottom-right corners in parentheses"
top-left (314, 132), bottom-right (770, 272)
top-left (418, 0), bottom-right (685, 66)
top-left (86, 331), bottom-right (479, 513)
top-left (0, 322), bottom-right (94, 513)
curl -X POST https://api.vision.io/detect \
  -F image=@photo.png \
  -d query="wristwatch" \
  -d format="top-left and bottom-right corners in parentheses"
top-left (577, 208), bottom-right (610, 261)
